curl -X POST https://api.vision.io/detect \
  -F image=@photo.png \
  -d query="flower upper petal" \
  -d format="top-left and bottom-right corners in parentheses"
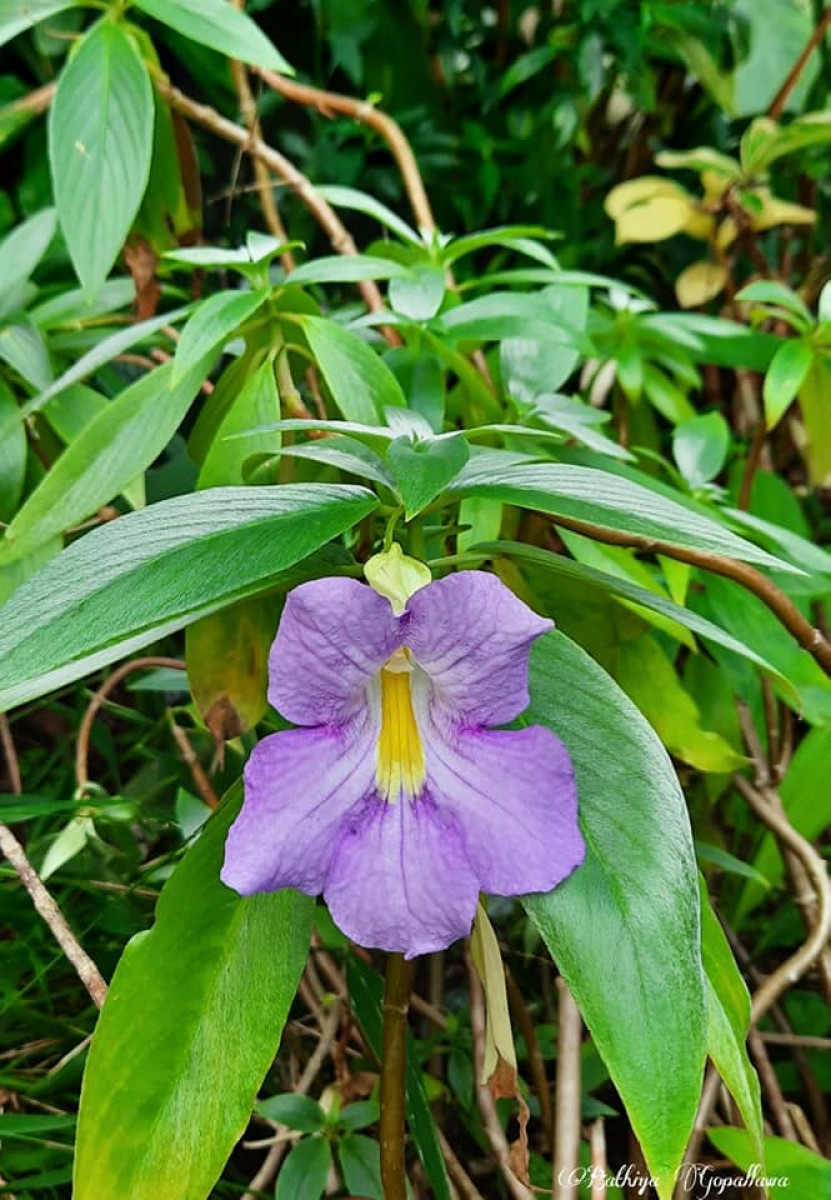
top-left (404, 571), bottom-right (552, 725)
top-left (221, 711), bottom-right (377, 895)
top-left (323, 794), bottom-right (480, 958)
top-left (269, 577), bottom-right (403, 725)
top-left (416, 684), bottom-right (584, 896)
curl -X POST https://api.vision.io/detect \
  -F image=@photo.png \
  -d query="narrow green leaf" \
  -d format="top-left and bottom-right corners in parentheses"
top-left (0, 483), bottom-right (378, 710)
top-left (763, 339), bottom-right (813, 429)
top-left (346, 956), bottom-right (452, 1200)
top-left (134, 0), bottom-right (292, 71)
top-left (0, 207), bottom-right (56, 302)
top-left (256, 1094), bottom-right (326, 1132)
top-left (699, 880), bottom-right (763, 1158)
top-left (1, 361), bottom-right (206, 561)
top-left (315, 185), bottom-right (421, 244)
top-left (798, 356), bottom-right (831, 485)
top-left (275, 1136), bottom-right (331, 1200)
top-left (296, 315), bottom-right (406, 422)
top-left (0, 382), bottom-right (25, 522)
top-left (197, 358), bottom-right (280, 488)
top-left (0, 318), bottom-right (52, 390)
top-left (708, 1128), bottom-right (831, 1196)
top-left (74, 788), bottom-right (314, 1200)
top-left (387, 432), bottom-right (469, 518)
top-left (30, 278), bottom-right (139, 328)
top-left (0, 0), bottom-right (79, 47)
top-left (276, 434), bottom-right (397, 491)
top-left (524, 633), bottom-right (706, 1199)
top-left (736, 280), bottom-right (813, 329)
top-left (287, 255), bottom-right (411, 286)
top-left (173, 289), bottom-right (270, 383)
top-left (49, 20), bottom-right (154, 292)
top-left (448, 460), bottom-right (791, 570)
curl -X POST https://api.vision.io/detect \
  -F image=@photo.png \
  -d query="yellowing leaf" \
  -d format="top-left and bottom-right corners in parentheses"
top-left (681, 208), bottom-right (715, 241)
top-left (604, 176), bottom-right (689, 219)
top-left (675, 260), bottom-right (728, 309)
top-left (798, 357), bottom-right (831, 487)
top-left (716, 217), bottom-right (738, 249)
top-left (749, 189), bottom-right (816, 231)
top-left (470, 902), bottom-right (517, 1087)
top-left (615, 196), bottom-right (696, 245)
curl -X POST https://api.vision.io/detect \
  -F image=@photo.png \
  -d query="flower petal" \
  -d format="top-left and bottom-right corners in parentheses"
top-left (416, 687), bottom-right (584, 896)
top-left (269, 578), bottom-right (402, 725)
top-left (324, 795), bottom-right (479, 958)
top-left (404, 572), bottom-right (552, 724)
top-left (221, 711), bottom-right (376, 895)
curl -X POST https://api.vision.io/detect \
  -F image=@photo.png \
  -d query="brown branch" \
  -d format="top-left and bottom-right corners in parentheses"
top-left (589, 1119), bottom-right (609, 1200)
top-left (553, 977), bottom-right (582, 1200)
top-left (436, 1129), bottom-right (488, 1200)
top-left (168, 721), bottom-right (219, 811)
top-left (507, 968), bottom-right (552, 1149)
top-left (747, 1026), bottom-right (798, 1141)
top-left (0, 716), bottom-right (107, 1009)
top-left (768, 6), bottom-right (831, 122)
top-left (541, 514), bottom-right (831, 676)
top-left (75, 656), bottom-right (186, 790)
top-left (466, 954), bottom-right (534, 1200)
top-left (254, 68), bottom-right (436, 235)
top-left (156, 80), bottom-right (401, 344)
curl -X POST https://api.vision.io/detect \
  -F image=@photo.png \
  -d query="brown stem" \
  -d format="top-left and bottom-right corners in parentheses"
top-left (255, 68), bottom-right (436, 235)
top-left (75, 656), bottom-right (186, 790)
top-left (768, 7), bottom-right (831, 122)
top-left (156, 80), bottom-right (401, 344)
top-left (553, 978), bottom-right (582, 1200)
top-left (168, 721), bottom-right (219, 810)
top-left (737, 421), bottom-right (767, 511)
top-left (507, 968), bottom-right (552, 1149)
top-left (537, 515), bottom-right (831, 676)
top-left (380, 953), bottom-right (416, 1200)
top-left (747, 1026), bottom-right (799, 1140)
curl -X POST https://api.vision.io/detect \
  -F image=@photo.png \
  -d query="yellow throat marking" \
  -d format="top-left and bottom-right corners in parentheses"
top-left (376, 650), bottom-right (426, 802)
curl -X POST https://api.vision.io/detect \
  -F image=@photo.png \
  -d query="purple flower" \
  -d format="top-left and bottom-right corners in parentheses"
top-left (221, 571), bottom-right (584, 958)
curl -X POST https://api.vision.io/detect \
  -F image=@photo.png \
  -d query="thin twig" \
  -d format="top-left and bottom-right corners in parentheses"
top-left (466, 956), bottom-right (533, 1200)
top-left (75, 656), bottom-right (186, 790)
top-left (747, 1027), bottom-right (798, 1140)
top-left (768, 6), bottom-right (831, 121)
top-left (589, 1120), bottom-right (608, 1200)
top-left (241, 1000), bottom-right (342, 1200)
top-left (553, 977), bottom-right (582, 1200)
top-left (169, 721), bottom-right (219, 810)
top-left (507, 969), bottom-right (552, 1149)
top-left (436, 1128), bottom-right (487, 1200)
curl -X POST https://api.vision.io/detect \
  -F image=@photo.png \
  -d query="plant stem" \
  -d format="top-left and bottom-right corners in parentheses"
top-left (380, 952), bottom-right (416, 1200)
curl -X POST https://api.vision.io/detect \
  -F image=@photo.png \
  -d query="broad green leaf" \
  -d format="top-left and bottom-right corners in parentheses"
top-left (447, 459), bottom-right (790, 570)
top-left (643, 314), bottom-right (779, 372)
top-left (295, 314), bottom-right (406, 422)
top-left (0, 483), bottom-right (377, 710)
top-left (0, 381), bottom-right (25, 522)
top-left (0, 207), bottom-right (56, 308)
top-left (287, 255), bottom-right (411, 287)
top-left (256, 1094), bottom-right (326, 1132)
top-left (616, 634), bottom-right (746, 772)
top-left (346, 956), bottom-right (452, 1200)
top-left (315, 185), bottom-right (421, 245)
top-left (481, 539), bottom-right (785, 681)
top-left (526, 393), bottom-right (631, 460)
top-left (338, 1134), bottom-right (385, 1200)
top-left (30, 278), bottom-right (139, 328)
top-left (524, 633), bottom-right (706, 1199)
top-left (389, 266), bottom-right (446, 321)
top-left (699, 880), bottom-right (763, 1158)
top-left (164, 236), bottom-right (289, 271)
top-left (49, 20), bottom-right (154, 292)
top-left (708, 1128), bottom-right (831, 1197)
top-left (501, 285), bottom-right (588, 398)
top-left (0, 319), bottom-right (52, 390)
top-left (387, 432), bottom-right (469, 517)
top-left (736, 280), bottom-right (813, 329)
top-left (798, 356), bottom-right (831, 486)
top-left (672, 412), bottom-right (730, 488)
top-left (437, 291), bottom-right (567, 341)
top-left (173, 289), bottom-right (270, 383)
top-left (275, 1136), bottom-right (331, 1200)
top-left (74, 788), bottom-right (314, 1200)
top-left (133, 0), bottom-right (292, 71)
top-left (0, 0), bottom-right (79, 47)
top-left (43, 382), bottom-right (107, 442)
top-left (0, 361), bottom-right (206, 562)
top-left (384, 347), bottom-right (445, 432)
top-left (197, 358), bottom-right (280, 488)
top-left (763, 339), bottom-right (813, 429)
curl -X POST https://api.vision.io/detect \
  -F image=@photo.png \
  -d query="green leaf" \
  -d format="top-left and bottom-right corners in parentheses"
top-left (500, 285), bottom-right (588, 398)
top-left (173, 289), bottom-right (270, 383)
top-left (447, 460), bottom-right (790, 570)
top-left (0, 361), bottom-right (206, 561)
top-left (133, 0), bottom-right (292, 71)
top-left (383, 347), bottom-right (445, 432)
top-left (389, 266), bottom-right (446, 321)
top-left (0, 381), bottom-right (25, 522)
top-left (0, 483), bottom-right (377, 710)
top-left (295, 315), bottom-right (406, 422)
top-left (74, 788), bottom-right (314, 1200)
top-left (438, 291), bottom-right (569, 342)
top-left (644, 314), bottom-right (779, 372)
top-left (275, 1136), bottom-right (331, 1200)
top-left (387, 432), bottom-right (469, 518)
top-left (25, 305), bottom-right (192, 416)
top-left (315, 185), bottom-right (421, 245)
top-left (798, 356), bottom-right (831, 486)
top-left (256, 1094), bottom-right (326, 1132)
top-left (346, 955), bottom-right (452, 1200)
top-left (763, 339), bottom-right (813, 429)
top-left (49, 20), bottom-right (154, 292)
top-left (0, 0), bottom-right (80, 47)
top-left (708, 1128), bottom-right (831, 1197)
top-left (276, 434), bottom-right (397, 491)
top-left (40, 814), bottom-right (95, 879)
top-left (0, 207), bottom-right (56, 311)
top-left (736, 280), bottom-right (813, 330)
top-left (0, 318), bottom-right (52, 390)
top-left (338, 1100), bottom-right (380, 1131)
top-left (699, 880), bottom-right (763, 1158)
top-left (672, 412), bottom-right (731, 488)
top-left (524, 633), bottom-right (706, 1199)
top-left (197, 358), bottom-right (280, 488)
top-left (338, 1133), bottom-right (385, 1200)
top-left (287, 255), bottom-right (411, 287)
